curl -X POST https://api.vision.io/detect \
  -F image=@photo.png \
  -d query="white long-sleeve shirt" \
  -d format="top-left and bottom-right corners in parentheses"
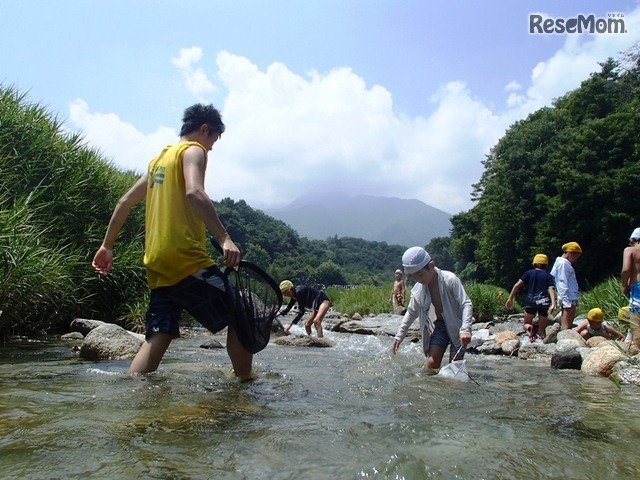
top-left (550, 256), bottom-right (578, 302)
top-left (394, 268), bottom-right (474, 354)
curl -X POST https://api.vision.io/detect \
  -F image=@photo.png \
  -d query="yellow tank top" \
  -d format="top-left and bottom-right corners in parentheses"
top-left (143, 141), bottom-right (214, 288)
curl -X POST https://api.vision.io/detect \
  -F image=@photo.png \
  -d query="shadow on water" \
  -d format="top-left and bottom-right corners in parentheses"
top-left (2, 330), bottom-right (640, 479)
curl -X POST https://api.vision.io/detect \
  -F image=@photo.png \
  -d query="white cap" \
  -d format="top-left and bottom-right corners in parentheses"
top-left (631, 227), bottom-right (640, 240)
top-left (402, 246), bottom-right (431, 274)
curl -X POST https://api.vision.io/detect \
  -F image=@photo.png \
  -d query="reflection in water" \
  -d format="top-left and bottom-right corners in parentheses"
top-left (2, 331), bottom-right (640, 479)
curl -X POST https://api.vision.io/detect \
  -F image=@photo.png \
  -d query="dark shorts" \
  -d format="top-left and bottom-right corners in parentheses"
top-left (145, 265), bottom-right (234, 339)
top-left (429, 319), bottom-right (463, 358)
top-left (524, 306), bottom-right (550, 317)
top-left (312, 291), bottom-right (331, 310)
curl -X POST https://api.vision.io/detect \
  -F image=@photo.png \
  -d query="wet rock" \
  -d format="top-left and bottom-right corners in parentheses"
top-left (494, 330), bottom-right (518, 345)
top-left (581, 344), bottom-right (627, 376)
top-left (518, 342), bottom-right (556, 360)
top-left (501, 339), bottom-right (520, 356)
top-left (70, 318), bottom-right (107, 336)
top-left (551, 349), bottom-right (582, 370)
top-left (585, 336), bottom-right (606, 348)
top-left (61, 332), bottom-right (84, 340)
top-left (273, 335), bottom-right (334, 347)
top-left (543, 323), bottom-right (561, 344)
top-left (79, 323), bottom-right (144, 361)
top-left (200, 339), bottom-right (224, 349)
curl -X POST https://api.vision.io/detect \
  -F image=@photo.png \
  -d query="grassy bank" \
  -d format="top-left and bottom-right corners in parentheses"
top-left (327, 277), bottom-right (629, 330)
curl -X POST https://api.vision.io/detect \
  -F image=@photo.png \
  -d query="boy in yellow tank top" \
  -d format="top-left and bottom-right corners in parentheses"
top-left (92, 104), bottom-right (253, 381)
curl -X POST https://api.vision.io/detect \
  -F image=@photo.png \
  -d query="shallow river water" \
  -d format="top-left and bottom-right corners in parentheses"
top-left (2, 326), bottom-right (640, 480)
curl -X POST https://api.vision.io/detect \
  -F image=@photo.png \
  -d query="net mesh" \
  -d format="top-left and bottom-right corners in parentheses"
top-left (224, 261), bottom-right (283, 354)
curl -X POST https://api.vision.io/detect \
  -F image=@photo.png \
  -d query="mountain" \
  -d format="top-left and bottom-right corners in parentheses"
top-left (263, 194), bottom-right (452, 247)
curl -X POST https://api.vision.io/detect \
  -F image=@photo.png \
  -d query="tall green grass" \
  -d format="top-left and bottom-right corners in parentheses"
top-left (327, 284), bottom-right (394, 317)
top-left (578, 276), bottom-right (628, 327)
top-left (327, 281), bottom-right (513, 321)
top-left (0, 84), bottom-right (147, 337)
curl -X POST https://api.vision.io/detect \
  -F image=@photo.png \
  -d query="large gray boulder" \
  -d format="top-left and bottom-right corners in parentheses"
top-left (79, 323), bottom-right (144, 360)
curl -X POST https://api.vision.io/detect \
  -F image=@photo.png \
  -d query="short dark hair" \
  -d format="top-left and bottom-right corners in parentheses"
top-left (180, 103), bottom-right (225, 136)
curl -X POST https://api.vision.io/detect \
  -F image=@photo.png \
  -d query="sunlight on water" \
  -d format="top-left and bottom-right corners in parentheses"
top-left (2, 331), bottom-right (640, 479)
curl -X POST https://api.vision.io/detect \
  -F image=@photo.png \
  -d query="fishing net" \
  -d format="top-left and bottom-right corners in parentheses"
top-left (437, 359), bottom-right (470, 382)
top-left (223, 260), bottom-right (283, 354)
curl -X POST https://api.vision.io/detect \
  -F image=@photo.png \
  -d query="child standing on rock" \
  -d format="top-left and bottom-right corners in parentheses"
top-left (505, 253), bottom-right (556, 341)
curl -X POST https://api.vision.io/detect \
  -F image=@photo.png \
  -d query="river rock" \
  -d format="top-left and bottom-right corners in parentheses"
top-left (501, 339), bottom-right (520, 356)
top-left (551, 349), bottom-right (582, 369)
top-left (70, 318), bottom-right (107, 336)
top-left (611, 360), bottom-right (640, 386)
top-left (61, 332), bottom-right (84, 340)
top-left (494, 330), bottom-right (518, 345)
top-left (273, 335), bottom-right (334, 347)
top-left (79, 323), bottom-right (144, 360)
top-left (335, 313), bottom-right (418, 338)
top-left (518, 342), bottom-right (556, 360)
top-left (581, 344), bottom-right (627, 376)
top-left (585, 336), bottom-right (606, 348)
top-left (200, 339), bottom-right (224, 349)
top-left (557, 329), bottom-right (586, 344)
top-left (543, 323), bottom-right (561, 344)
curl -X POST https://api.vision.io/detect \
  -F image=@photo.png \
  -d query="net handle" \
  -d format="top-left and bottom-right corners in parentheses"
top-left (208, 234), bottom-right (283, 305)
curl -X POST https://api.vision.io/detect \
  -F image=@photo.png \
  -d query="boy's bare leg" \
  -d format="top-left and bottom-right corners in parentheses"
top-left (561, 306), bottom-right (576, 330)
top-left (537, 316), bottom-right (548, 338)
top-left (129, 332), bottom-right (173, 375)
top-left (226, 325), bottom-right (254, 381)
top-left (313, 301), bottom-right (331, 338)
top-left (424, 345), bottom-right (446, 372)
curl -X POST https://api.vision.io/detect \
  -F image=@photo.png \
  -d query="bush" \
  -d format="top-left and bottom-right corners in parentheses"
top-left (463, 282), bottom-right (511, 322)
top-left (579, 276), bottom-right (627, 328)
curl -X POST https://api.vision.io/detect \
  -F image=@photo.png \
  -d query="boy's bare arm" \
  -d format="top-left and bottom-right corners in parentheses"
top-left (622, 247), bottom-right (637, 295)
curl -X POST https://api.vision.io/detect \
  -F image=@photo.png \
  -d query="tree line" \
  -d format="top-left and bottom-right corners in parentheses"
top-left (428, 45), bottom-right (640, 291)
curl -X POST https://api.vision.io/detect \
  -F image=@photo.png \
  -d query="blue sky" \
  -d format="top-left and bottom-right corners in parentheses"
top-left (2, 1), bottom-right (639, 214)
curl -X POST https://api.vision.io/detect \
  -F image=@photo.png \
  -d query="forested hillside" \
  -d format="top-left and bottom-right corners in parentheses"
top-left (214, 198), bottom-right (406, 286)
top-left (444, 47), bottom-right (640, 288)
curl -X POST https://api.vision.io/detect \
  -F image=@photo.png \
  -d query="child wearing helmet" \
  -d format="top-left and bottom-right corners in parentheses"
top-left (550, 241), bottom-right (582, 329)
top-left (575, 308), bottom-right (624, 340)
top-left (277, 280), bottom-right (331, 338)
top-left (505, 253), bottom-right (556, 341)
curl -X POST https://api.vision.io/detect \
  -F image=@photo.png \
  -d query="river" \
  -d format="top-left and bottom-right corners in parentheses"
top-left (2, 326), bottom-right (640, 479)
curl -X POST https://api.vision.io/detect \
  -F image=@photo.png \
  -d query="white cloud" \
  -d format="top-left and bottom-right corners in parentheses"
top-left (505, 9), bottom-right (640, 121)
top-left (171, 46), bottom-right (217, 99)
top-left (67, 13), bottom-right (640, 214)
top-left (68, 98), bottom-right (177, 174)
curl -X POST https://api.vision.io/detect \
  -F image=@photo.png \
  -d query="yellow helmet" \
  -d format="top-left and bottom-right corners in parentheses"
top-left (279, 280), bottom-right (294, 294)
top-left (587, 308), bottom-right (604, 322)
top-left (618, 306), bottom-right (630, 320)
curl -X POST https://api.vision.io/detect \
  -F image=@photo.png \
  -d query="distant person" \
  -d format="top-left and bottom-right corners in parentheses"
top-left (390, 269), bottom-right (407, 308)
top-left (391, 246), bottom-right (474, 373)
top-left (278, 280), bottom-right (331, 338)
top-left (550, 241), bottom-right (582, 330)
top-left (92, 103), bottom-right (254, 381)
top-left (621, 227), bottom-right (640, 345)
top-left (575, 308), bottom-right (624, 341)
top-left (505, 253), bottom-right (556, 341)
